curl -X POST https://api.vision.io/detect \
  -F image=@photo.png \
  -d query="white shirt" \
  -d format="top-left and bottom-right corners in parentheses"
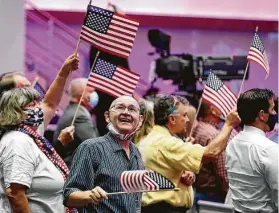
top-left (0, 131), bottom-right (65, 213)
top-left (225, 125), bottom-right (278, 213)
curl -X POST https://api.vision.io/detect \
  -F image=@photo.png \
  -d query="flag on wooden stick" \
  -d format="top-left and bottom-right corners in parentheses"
top-left (247, 31), bottom-right (270, 77)
top-left (202, 72), bottom-right (237, 118)
top-left (120, 170), bottom-right (175, 193)
top-left (87, 56), bottom-right (140, 98)
top-left (80, 5), bottom-right (139, 58)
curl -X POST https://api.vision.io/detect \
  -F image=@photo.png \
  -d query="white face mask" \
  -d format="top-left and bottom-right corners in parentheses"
top-left (106, 122), bottom-right (139, 141)
top-left (89, 91), bottom-right (99, 108)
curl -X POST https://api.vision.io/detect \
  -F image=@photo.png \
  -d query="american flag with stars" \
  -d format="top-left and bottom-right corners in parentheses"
top-left (87, 57), bottom-right (140, 98)
top-left (202, 72), bottom-right (237, 118)
top-left (247, 32), bottom-right (270, 76)
top-left (80, 5), bottom-right (139, 58)
top-left (120, 170), bottom-right (175, 193)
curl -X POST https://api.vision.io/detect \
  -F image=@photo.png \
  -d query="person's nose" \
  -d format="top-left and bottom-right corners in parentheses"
top-left (122, 107), bottom-right (130, 114)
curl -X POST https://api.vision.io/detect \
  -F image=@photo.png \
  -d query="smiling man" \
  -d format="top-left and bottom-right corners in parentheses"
top-left (63, 95), bottom-right (144, 213)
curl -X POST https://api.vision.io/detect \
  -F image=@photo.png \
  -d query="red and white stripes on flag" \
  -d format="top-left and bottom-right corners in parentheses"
top-left (87, 57), bottom-right (140, 98)
top-left (120, 171), bottom-right (159, 193)
top-left (80, 5), bottom-right (139, 58)
top-left (202, 72), bottom-right (237, 118)
top-left (247, 32), bottom-right (270, 76)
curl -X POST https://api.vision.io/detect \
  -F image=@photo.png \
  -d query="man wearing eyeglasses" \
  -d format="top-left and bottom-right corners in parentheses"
top-left (63, 95), bottom-right (144, 213)
top-left (138, 95), bottom-right (240, 213)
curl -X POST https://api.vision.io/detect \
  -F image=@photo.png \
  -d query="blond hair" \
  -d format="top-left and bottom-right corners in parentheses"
top-left (0, 87), bottom-right (39, 126)
top-left (134, 101), bottom-right (154, 145)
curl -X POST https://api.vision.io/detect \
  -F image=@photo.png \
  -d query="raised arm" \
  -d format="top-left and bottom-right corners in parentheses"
top-left (202, 111), bottom-right (240, 162)
top-left (40, 54), bottom-right (79, 127)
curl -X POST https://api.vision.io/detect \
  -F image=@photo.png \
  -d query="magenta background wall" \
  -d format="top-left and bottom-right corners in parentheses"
top-left (26, 22), bottom-right (278, 99)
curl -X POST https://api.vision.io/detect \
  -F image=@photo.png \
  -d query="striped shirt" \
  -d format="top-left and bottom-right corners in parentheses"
top-left (63, 133), bottom-right (144, 213)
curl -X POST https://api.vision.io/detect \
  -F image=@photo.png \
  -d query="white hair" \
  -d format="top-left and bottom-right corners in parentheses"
top-left (69, 78), bottom-right (87, 98)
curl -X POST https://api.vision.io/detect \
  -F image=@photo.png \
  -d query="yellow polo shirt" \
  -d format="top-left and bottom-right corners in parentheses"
top-left (138, 125), bottom-right (205, 208)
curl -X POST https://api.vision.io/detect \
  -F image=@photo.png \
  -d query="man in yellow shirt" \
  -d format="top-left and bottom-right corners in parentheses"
top-left (138, 95), bottom-right (240, 212)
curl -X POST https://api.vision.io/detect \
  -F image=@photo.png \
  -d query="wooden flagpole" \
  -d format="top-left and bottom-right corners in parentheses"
top-left (237, 26), bottom-right (258, 99)
top-left (67, 0), bottom-right (92, 85)
top-left (107, 188), bottom-right (180, 195)
top-left (70, 51), bottom-right (100, 126)
top-left (237, 62), bottom-right (249, 99)
top-left (188, 97), bottom-right (202, 138)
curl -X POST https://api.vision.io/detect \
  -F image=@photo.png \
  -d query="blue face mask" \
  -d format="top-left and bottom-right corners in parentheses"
top-left (89, 91), bottom-right (99, 108)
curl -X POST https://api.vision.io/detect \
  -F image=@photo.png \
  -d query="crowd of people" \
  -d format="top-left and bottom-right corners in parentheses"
top-left (0, 51), bottom-right (278, 213)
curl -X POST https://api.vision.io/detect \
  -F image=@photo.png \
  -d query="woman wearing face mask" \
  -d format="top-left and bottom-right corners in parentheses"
top-left (0, 54), bottom-right (79, 213)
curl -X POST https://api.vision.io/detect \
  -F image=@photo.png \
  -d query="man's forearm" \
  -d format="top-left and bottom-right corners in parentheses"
top-left (43, 69), bottom-right (69, 110)
top-left (66, 191), bottom-right (91, 208)
top-left (203, 123), bottom-right (233, 162)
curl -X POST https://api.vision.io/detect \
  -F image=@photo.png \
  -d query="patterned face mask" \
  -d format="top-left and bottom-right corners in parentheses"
top-left (23, 107), bottom-right (44, 127)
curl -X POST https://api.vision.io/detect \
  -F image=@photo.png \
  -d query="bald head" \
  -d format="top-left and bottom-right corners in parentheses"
top-left (69, 78), bottom-right (87, 99)
top-left (110, 95), bottom-right (139, 110)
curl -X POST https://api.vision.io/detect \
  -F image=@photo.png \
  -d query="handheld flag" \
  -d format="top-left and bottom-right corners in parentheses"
top-left (87, 56), bottom-right (140, 98)
top-left (247, 32), bottom-right (270, 77)
top-left (120, 170), bottom-right (175, 193)
top-left (80, 5), bottom-right (139, 58)
top-left (202, 72), bottom-right (237, 118)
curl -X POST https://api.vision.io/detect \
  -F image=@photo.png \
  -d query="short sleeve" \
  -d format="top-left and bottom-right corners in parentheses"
top-left (63, 140), bottom-right (97, 205)
top-left (164, 138), bottom-right (205, 174)
top-left (1, 135), bottom-right (37, 188)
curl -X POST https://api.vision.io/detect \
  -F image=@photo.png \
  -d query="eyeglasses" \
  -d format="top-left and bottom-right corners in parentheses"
top-left (110, 105), bottom-right (139, 114)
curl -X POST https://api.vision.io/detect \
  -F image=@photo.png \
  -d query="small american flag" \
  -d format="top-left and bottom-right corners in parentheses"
top-left (120, 170), bottom-right (175, 193)
top-left (33, 82), bottom-right (46, 101)
top-left (80, 5), bottom-right (139, 58)
top-left (203, 72), bottom-right (237, 118)
top-left (87, 57), bottom-right (140, 98)
top-left (247, 32), bottom-right (270, 76)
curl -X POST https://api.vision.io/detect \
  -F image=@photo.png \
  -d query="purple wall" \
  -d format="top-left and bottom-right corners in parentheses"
top-left (26, 22), bottom-right (278, 98)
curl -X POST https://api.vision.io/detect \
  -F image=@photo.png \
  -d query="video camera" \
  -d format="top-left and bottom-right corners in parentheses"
top-left (148, 29), bottom-right (249, 85)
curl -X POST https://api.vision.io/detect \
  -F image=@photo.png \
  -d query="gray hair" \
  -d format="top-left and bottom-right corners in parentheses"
top-left (69, 78), bottom-right (87, 98)
top-left (0, 87), bottom-right (40, 126)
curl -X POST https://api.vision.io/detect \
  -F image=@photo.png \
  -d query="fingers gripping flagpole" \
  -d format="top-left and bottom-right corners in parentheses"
top-left (237, 26), bottom-right (259, 99)
top-left (70, 51), bottom-right (100, 126)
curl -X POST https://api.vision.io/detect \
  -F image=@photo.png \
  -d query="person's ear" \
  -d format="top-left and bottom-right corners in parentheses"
top-left (258, 110), bottom-right (266, 121)
top-left (167, 114), bottom-right (176, 125)
top-left (104, 111), bottom-right (110, 123)
top-left (137, 115), bottom-right (144, 129)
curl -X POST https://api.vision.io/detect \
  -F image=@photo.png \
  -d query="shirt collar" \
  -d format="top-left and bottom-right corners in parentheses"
top-left (243, 125), bottom-right (266, 137)
top-left (152, 125), bottom-right (172, 136)
top-left (106, 132), bottom-right (136, 156)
